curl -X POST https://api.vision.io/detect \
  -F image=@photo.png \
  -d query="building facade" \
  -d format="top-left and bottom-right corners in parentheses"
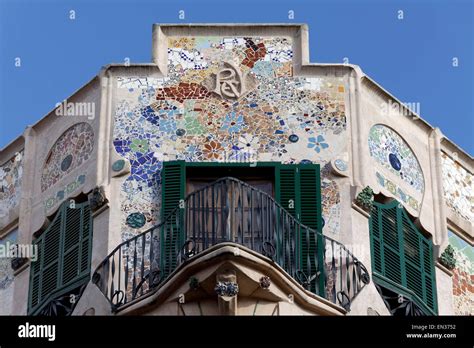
top-left (0, 24), bottom-right (472, 316)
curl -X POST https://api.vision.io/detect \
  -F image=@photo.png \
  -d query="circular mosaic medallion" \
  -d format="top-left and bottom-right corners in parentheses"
top-left (112, 159), bottom-right (126, 172)
top-left (126, 212), bottom-right (146, 228)
top-left (334, 159), bottom-right (348, 172)
top-left (61, 155), bottom-right (73, 172)
top-left (176, 128), bottom-right (186, 136)
top-left (288, 134), bottom-right (299, 143)
top-left (368, 125), bottom-right (424, 193)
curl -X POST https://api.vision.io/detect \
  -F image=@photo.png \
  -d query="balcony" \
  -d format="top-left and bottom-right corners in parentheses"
top-left (92, 177), bottom-right (370, 313)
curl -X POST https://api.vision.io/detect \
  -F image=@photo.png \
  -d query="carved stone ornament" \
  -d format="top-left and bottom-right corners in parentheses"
top-left (204, 62), bottom-right (255, 101)
top-left (11, 256), bottom-right (28, 271)
top-left (88, 186), bottom-right (108, 212)
top-left (214, 281), bottom-right (239, 297)
top-left (438, 245), bottom-right (456, 271)
top-left (259, 276), bottom-right (271, 289)
top-left (355, 186), bottom-right (374, 211)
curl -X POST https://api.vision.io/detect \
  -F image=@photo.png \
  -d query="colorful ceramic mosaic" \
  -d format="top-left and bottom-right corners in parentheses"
top-left (375, 171), bottom-right (420, 211)
top-left (114, 36), bottom-right (347, 239)
top-left (448, 231), bottom-right (474, 315)
top-left (41, 123), bottom-right (94, 192)
top-left (43, 174), bottom-right (86, 212)
top-left (321, 164), bottom-right (341, 235)
top-left (368, 125), bottom-right (424, 194)
top-left (0, 151), bottom-right (23, 215)
top-left (441, 153), bottom-right (473, 222)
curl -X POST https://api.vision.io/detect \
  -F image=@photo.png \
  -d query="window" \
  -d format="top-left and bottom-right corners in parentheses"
top-left (370, 200), bottom-right (437, 315)
top-left (28, 201), bottom-right (92, 315)
top-left (160, 161), bottom-right (322, 281)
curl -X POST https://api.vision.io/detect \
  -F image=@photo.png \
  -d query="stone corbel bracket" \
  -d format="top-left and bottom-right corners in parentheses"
top-left (214, 268), bottom-right (239, 315)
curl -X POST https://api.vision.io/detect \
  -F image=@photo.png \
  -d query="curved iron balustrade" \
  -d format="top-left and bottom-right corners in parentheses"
top-left (93, 177), bottom-right (370, 312)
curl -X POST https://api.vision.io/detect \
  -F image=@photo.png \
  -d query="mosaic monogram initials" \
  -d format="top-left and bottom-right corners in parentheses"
top-left (214, 63), bottom-right (243, 99)
top-left (208, 62), bottom-right (253, 100)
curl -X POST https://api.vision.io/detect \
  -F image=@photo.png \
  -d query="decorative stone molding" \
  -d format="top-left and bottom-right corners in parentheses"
top-left (438, 245), bottom-right (456, 271)
top-left (88, 186), bottom-right (108, 212)
top-left (354, 186), bottom-right (374, 211)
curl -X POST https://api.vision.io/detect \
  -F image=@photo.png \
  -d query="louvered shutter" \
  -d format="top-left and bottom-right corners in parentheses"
top-left (62, 203), bottom-right (92, 285)
top-left (382, 202), bottom-right (403, 285)
top-left (28, 201), bottom-right (93, 315)
top-left (39, 209), bottom-right (62, 307)
top-left (29, 231), bottom-right (46, 310)
top-left (161, 161), bottom-right (186, 277)
top-left (401, 211), bottom-right (423, 303)
top-left (298, 165), bottom-right (322, 294)
top-left (275, 165), bottom-right (297, 217)
top-left (275, 164), bottom-right (298, 272)
top-left (79, 204), bottom-right (92, 275)
top-left (421, 238), bottom-right (437, 312)
top-left (275, 163), bottom-right (323, 294)
top-left (370, 201), bottom-right (437, 314)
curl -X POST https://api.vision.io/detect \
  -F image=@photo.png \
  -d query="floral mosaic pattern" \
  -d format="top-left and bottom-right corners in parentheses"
top-left (368, 125), bottom-right (424, 195)
top-left (114, 36), bottom-right (348, 238)
top-left (41, 123), bottom-right (94, 192)
top-left (448, 231), bottom-right (474, 315)
top-left (43, 174), bottom-right (86, 212)
top-left (0, 151), bottom-right (23, 215)
top-left (375, 171), bottom-right (419, 211)
top-left (441, 153), bottom-right (473, 222)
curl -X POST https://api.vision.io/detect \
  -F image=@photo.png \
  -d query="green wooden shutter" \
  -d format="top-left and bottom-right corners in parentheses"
top-left (161, 161), bottom-right (186, 277)
top-left (275, 163), bottom-right (321, 228)
top-left (370, 201), bottom-right (404, 286)
top-left (421, 238), bottom-right (437, 312)
top-left (40, 209), bottom-right (62, 306)
top-left (370, 201), bottom-right (437, 314)
top-left (62, 203), bottom-right (92, 286)
top-left (29, 229), bottom-right (47, 310)
top-left (298, 165), bottom-right (323, 294)
top-left (383, 201), bottom-right (403, 285)
top-left (401, 209), bottom-right (437, 312)
top-left (79, 204), bottom-right (93, 275)
top-left (275, 163), bottom-right (323, 294)
top-left (275, 164), bottom-right (297, 217)
top-left (275, 164), bottom-right (298, 274)
top-left (28, 201), bottom-right (93, 315)
top-left (299, 166), bottom-right (321, 230)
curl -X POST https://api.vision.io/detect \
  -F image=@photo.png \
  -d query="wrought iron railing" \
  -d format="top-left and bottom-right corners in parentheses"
top-left (93, 177), bottom-right (370, 312)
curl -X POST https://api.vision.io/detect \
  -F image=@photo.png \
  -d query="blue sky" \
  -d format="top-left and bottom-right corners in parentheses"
top-left (0, 0), bottom-right (472, 154)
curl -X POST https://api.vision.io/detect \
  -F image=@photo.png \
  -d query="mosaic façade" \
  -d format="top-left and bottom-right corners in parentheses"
top-left (113, 36), bottom-right (348, 240)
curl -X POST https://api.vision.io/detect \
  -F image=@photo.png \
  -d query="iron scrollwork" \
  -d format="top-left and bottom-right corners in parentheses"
top-left (296, 270), bottom-right (319, 290)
